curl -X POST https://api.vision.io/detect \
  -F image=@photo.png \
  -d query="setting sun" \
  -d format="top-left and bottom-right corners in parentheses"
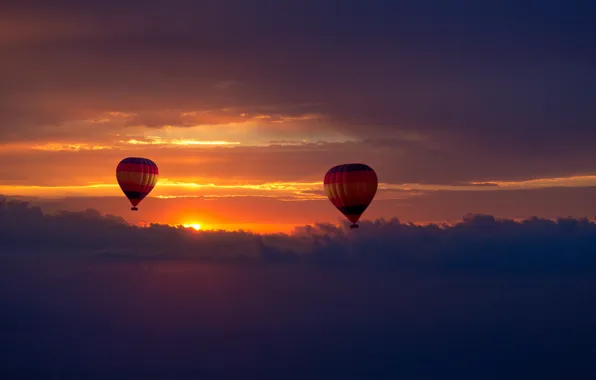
top-left (183, 223), bottom-right (202, 231)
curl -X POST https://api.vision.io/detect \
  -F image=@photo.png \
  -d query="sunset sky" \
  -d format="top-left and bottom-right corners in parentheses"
top-left (1, 0), bottom-right (595, 232)
top-left (3, 2), bottom-right (596, 378)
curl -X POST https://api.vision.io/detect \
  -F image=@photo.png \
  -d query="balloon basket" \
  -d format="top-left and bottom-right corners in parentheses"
top-left (131, 207), bottom-right (139, 211)
top-left (349, 224), bottom-right (359, 229)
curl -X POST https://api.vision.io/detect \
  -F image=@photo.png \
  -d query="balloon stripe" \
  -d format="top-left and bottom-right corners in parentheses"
top-left (116, 172), bottom-right (157, 185)
top-left (334, 171), bottom-right (347, 209)
top-left (324, 173), bottom-right (343, 209)
top-left (325, 182), bottom-right (376, 204)
top-left (118, 183), bottom-right (153, 192)
top-left (340, 168), bottom-right (350, 210)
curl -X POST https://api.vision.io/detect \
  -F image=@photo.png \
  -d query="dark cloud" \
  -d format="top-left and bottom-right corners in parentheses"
top-left (2, 196), bottom-right (596, 270)
top-left (1, 0), bottom-right (594, 167)
top-left (2, 197), bottom-right (596, 378)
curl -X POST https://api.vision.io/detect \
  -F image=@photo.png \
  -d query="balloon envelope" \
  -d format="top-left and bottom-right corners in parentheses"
top-left (323, 163), bottom-right (378, 228)
top-left (116, 157), bottom-right (159, 210)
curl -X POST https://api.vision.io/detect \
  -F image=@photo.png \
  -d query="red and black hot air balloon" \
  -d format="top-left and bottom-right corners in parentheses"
top-left (324, 163), bottom-right (378, 229)
top-left (116, 157), bottom-right (159, 211)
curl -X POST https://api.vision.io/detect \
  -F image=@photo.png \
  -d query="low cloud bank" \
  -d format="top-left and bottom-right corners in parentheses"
top-left (2, 197), bottom-right (596, 272)
top-left (2, 197), bottom-right (596, 378)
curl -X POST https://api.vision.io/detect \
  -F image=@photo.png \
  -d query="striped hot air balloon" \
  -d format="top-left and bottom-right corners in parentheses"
top-left (116, 157), bottom-right (159, 211)
top-left (324, 163), bottom-right (378, 229)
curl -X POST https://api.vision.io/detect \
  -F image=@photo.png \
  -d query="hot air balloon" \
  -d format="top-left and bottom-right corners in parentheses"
top-left (324, 163), bottom-right (378, 229)
top-left (116, 157), bottom-right (159, 211)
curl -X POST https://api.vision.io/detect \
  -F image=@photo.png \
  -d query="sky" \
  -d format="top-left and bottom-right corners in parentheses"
top-left (1, 0), bottom-right (596, 231)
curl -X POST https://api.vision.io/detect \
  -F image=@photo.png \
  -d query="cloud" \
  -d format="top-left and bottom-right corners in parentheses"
top-left (1, 0), bottom-right (595, 186)
top-left (3, 140), bottom-right (596, 188)
top-left (4, 186), bottom-right (592, 233)
top-left (2, 196), bottom-right (596, 272)
top-left (2, 196), bottom-right (596, 378)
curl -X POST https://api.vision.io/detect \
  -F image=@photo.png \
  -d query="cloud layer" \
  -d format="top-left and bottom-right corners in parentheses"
top-left (3, 197), bottom-right (596, 272)
top-left (2, 197), bottom-right (596, 378)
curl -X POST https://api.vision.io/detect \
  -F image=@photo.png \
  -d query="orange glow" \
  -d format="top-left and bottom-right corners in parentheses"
top-left (105, 111), bottom-right (137, 117)
top-left (182, 223), bottom-right (202, 231)
top-left (32, 143), bottom-right (112, 151)
top-left (122, 137), bottom-right (241, 146)
top-left (177, 223), bottom-right (299, 234)
top-left (2, 175), bottom-right (596, 200)
top-left (270, 114), bottom-right (320, 123)
top-left (0, 179), bottom-right (328, 200)
top-left (469, 175), bottom-right (596, 188)
top-left (173, 220), bottom-right (300, 234)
